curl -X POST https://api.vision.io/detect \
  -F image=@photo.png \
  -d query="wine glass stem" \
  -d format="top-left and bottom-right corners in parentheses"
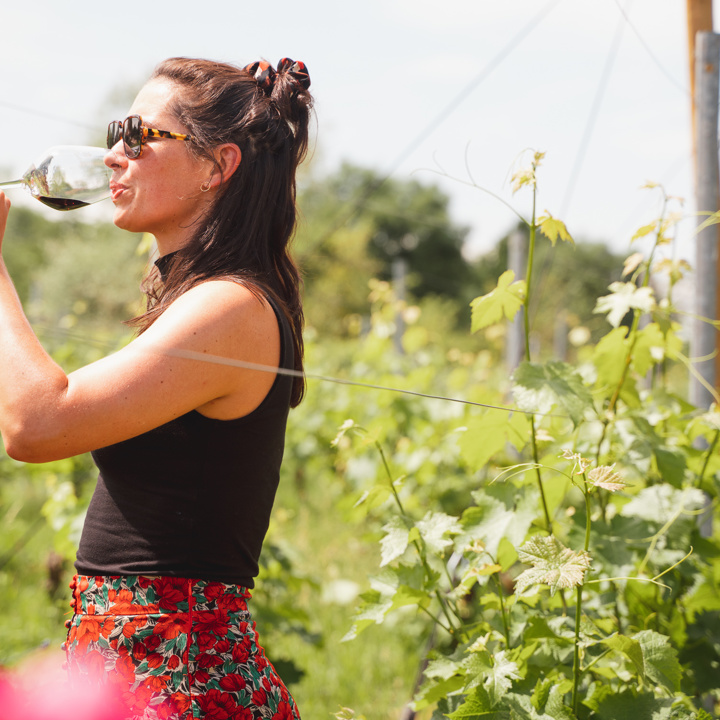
top-left (0, 180), bottom-right (22, 190)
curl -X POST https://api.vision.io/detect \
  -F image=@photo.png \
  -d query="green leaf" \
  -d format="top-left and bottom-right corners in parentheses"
top-left (530, 678), bottom-right (554, 713)
top-left (459, 485), bottom-right (539, 560)
top-left (470, 270), bottom-right (526, 332)
top-left (515, 536), bottom-right (591, 596)
top-left (592, 326), bottom-right (629, 390)
top-left (447, 686), bottom-right (506, 719)
top-left (684, 578), bottom-right (720, 619)
top-left (416, 511), bottom-right (463, 555)
top-left (379, 517), bottom-right (411, 566)
top-left (538, 212), bottom-right (574, 246)
top-left (483, 651), bottom-right (522, 705)
top-left (413, 675), bottom-right (466, 711)
top-left (620, 484), bottom-right (706, 525)
top-left (544, 685), bottom-right (577, 720)
top-left (652, 447), bottom-right (686, 488)
top-left (602, 634), bottom-right (645, 677)
top-left (424, 655), bottom-right (466, 681)
top-left (634, 630), bottom-right (682, 692)
top-left (390, 584), bottom-right (431, 611)
top-left (587, 465), bottom-right (626, 492)
top-left (594, 282), bottom-right (655, 328)
top-left (633, 322), bottom-right (682, 376)
top-left (592, 690), bottom-right (674, 720)
top-left (511, 361), bottom-right (594, 426)
top-left (459, 411), bottom-right (529, 470)
top-left (631, 221), bottom-right (657, 243)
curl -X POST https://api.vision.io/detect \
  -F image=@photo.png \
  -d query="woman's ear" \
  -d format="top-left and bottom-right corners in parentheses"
top-left (208, 143), bottom-right (242, 188)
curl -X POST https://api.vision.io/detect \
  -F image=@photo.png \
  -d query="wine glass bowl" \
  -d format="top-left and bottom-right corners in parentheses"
top-left (0, 146), bottom-right (111, 211)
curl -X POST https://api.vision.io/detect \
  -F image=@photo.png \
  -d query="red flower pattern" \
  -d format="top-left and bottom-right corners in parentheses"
top-left (66, 575), bottom-right (300, 719)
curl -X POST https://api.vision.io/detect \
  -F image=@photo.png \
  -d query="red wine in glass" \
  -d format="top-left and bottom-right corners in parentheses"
top-left (0, 146), bottom-right (110, 211)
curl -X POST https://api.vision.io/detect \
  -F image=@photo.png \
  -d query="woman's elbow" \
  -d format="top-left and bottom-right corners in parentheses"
top-left (1, 422), bottom-right (67, 464)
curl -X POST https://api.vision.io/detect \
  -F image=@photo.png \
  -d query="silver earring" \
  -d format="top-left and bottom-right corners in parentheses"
top-left (200, 180), bottom-right (211, 192)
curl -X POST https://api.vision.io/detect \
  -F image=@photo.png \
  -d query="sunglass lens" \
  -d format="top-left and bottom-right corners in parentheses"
top-left (123, 116), bottom-right (143, 159)
top-left (106, 121), bottom-right (121, 150)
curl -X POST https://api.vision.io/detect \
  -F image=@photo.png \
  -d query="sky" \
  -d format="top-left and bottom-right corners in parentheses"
top-left (0, 0), bottom-right (714, 263)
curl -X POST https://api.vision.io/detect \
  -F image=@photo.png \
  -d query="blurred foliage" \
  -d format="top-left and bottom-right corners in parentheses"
top-left (295, 163), bottom-right (476, 337)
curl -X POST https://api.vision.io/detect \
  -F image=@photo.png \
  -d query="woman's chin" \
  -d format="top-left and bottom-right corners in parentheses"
top-left (112, 208), bottom-right (144, 234)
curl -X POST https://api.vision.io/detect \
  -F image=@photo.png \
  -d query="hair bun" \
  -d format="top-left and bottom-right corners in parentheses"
top-left (277, 58), bottom-right (311, 90)
top-left (244, 60), bottom-right (276, 94)
top-left (244, 58), bottom-right (310, 94)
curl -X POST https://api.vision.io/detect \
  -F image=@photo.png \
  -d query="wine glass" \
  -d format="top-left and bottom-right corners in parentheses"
top-left (0, 146), bottom-right (111, 211)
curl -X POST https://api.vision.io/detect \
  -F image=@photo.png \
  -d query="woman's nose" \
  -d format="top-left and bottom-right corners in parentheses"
top-left (104, 143), bottom-right (126, 169)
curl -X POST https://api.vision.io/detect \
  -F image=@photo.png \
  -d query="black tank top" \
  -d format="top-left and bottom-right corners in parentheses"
top-left (75, 289), bottom-right (294, 588)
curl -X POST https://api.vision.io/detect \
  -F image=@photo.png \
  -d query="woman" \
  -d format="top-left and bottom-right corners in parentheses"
top-left (0, 56), bottom-right (312, 719)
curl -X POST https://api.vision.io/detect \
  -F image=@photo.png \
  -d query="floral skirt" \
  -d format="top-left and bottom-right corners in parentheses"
top-left (65, 575), bottom-right (301, 720)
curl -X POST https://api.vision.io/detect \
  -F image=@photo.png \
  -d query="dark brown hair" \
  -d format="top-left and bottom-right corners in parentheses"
top-left (131, 57), bottom-right (312, 406)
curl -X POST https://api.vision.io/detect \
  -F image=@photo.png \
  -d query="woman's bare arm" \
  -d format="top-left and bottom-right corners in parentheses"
top-left (0, 192), bottom-right (279, 463)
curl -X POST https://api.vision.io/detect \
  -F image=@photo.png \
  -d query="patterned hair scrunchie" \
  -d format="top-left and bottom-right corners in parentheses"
top-left (244, 58), bottom-right (311, 93)
top-left (244, 60), bottom-right (276, 94)
top-left (277, 57), bottom-right (311, 90)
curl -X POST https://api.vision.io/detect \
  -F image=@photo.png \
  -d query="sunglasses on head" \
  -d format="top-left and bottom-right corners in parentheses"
top-left (106, 115), bottom-right (193, 159)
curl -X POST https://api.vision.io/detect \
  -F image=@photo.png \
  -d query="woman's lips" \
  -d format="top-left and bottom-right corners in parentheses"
top-left (109, 183), bottom-right (127, 202)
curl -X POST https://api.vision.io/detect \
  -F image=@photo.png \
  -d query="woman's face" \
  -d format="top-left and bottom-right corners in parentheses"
top-left (105, 78), bottom-right (214, 251)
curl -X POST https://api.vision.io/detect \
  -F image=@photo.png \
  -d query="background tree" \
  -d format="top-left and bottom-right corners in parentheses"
top-left (296, 163), bottom-right (477, 339)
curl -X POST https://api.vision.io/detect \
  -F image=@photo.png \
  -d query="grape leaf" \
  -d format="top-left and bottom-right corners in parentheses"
top-left (587, 465), bottom-right (625, 492)
top-left (512, 361), bottom-right (594, 427)
top-left (379, 516), bottom-right (411, 567)
top-left (470, 270), bottom-right (526, 332)
top-left (634, 630), bottom-right (682, 692)
top-left (483, 651), bottom-right (522, 705)
top-left (538, 212), bottom-right (573, 246)
top-left (594, 282), bottom-right (655, 328)
top-left (459, 411), bottom-right (530, 470)
top-left (515, 536), bottom-right (591, 596)
top-left (416, 511), bottom-right (462, 555)
top-left (602, 634), bottom-right (645, 676)
top-left (446, 686), bottom-right (500, 719)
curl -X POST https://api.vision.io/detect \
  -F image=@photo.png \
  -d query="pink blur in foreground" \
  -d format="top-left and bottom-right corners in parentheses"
top-left (0, 655), bottom-right (126, 720)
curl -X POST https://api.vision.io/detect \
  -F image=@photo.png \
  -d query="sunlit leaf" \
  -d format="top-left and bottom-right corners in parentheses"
top-left (633, 322), bottom-right (675, 376)
top-left (654, 257), bottom-right (691, 285)
top-left (631, 222), bottom-right (657, 243)
top-left (424, 656), bottom-right (465, 681)
top-left (470, 270), bottom-right (526, 332)
top-left (379, 517), bottom-right (411, 566)
top-left (587, 465), bottom-right (626, 492)
top-left (634, 630), bottom-right (682, 692)
top-left (390, 584), bottom-right (431, 611)
top-left (459, 411), bottom-right (530, 470)
top-left (620, 485), bottom-right (706, 525)
top-left (592, 325), bottom-right (628, 390)
top-left (594, 282), bottom-right (655, 328)
top-left (416, 511), bottom-right (463, 555)
top-left (459, 485), bottom-right (539, 561)
top-left (483, 650), bottom-right (522, 705)
top-left (515, 535), bottom-right (591, 596)
top-left (512, 361), bottom-right (594, 427)
top-left (446, 686), bottom-right (496, 718)
top-left (331, 419), bottom-right (357, 447)
top-left (622, 252), bottom-right (644, 277)
top-left (602, 634), bottom-right (645, 676)
top-left (538, 212), bottom-right (573, 246)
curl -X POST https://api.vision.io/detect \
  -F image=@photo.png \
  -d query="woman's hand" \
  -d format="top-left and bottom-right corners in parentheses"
top-left (0, 192), bottom-right (10, 253)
